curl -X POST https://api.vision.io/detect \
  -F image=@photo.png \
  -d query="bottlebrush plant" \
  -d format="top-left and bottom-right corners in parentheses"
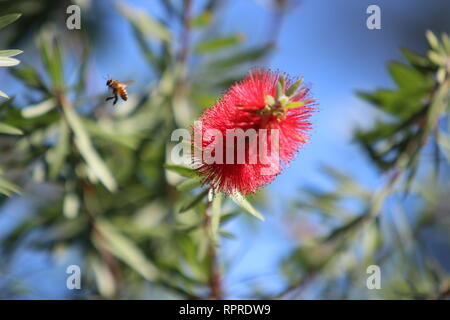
top-left (0, 0), bottom-right (448, 301)
top-left (0, 13), bottom-right (22, 196)
top-left (0, 13), bottom-right (22, 100)
top-left (192, 69), bottom-right (315, 195)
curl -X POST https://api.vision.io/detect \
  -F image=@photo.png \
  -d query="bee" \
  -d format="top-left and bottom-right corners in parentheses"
top-left (105, 78), bottom-right (134, 105)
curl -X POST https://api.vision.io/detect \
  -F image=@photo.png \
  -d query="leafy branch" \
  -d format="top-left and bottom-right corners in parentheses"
top-left (278, 32), bottom-right (450, 299)
top-left (0, 13), bottom-right (22, 196)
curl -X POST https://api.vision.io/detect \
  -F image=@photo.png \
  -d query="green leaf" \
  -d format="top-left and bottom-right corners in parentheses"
top-left (62, 105), bottom-right (118, 192)
top-left (164, 164), bottom-right (197, 178)
top-left (219, 231), bottom-right (236, 239)
top-left (0, 50), bottom-right (23, 57)
top-left (190, 11), bottom-right (212, 28)
top-left (401, 48), bottom-right (430, 68)
top-left (219, 211), bottom-right (240, 224)
top-left (0, 13), bottom-right (21, 30)
top-left (75, 48), bottom-right (90, 94)
top-left (94, 219), bottom-right (158, 281)
top-left (176, 176), bottom-right (202, 192)
top-left (195, 34), bottom-right (243, 53)
top-left (117, 3), bottom-right (171, 42)
top-left (0, 122), bottom-right (23, 135)
top-left (63, 192), bottom-right (80, 219)
top-left (286, 78), bottom-right (304, 97)
top-left (11, 65), bottom-right (47, 91)
top-left (89, 255), bottom-right (116, 298)
top-left (324, 214), bottom-right (368, 242)
top-left (179, 189), bottom-right (209, 213)
top-left (0, 177), bottom-right (20, 196)
top-left (425, 80), bottom-right (449, 131)
top-left (40, 38), bottom-right (64, 88)
top-left (230, 193), bottom-right (265, 221)
top-left (48, 120), bottom-right (70, 180)
top-left (428, 51), bottom-right (445, 67)
top-left (442, 33), bottom-right (450, 53)
top-left (426, 30), bottom-right (440, 50)
top-left (82, 119), bottom-right (138, 150)
top-left (285, 101), bottom-right (306, 109)
top-left (0, 90), bottom-right (9, 99)
top-left (276, 81), bottom-right (283, 99)
top-left (21, 99), bottom-right (56, 118)
top-left (0, 56), bottom-right (20, 67)
top-left (278, 74), bottom-right (286, 93)
top-left (357, 89), bottom-right (424, 118)
top-left (388, 61), bottom-right (427, 91)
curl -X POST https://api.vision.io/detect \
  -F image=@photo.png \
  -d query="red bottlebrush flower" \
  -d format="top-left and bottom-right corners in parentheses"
top-left (192, 69), bottom-right (315, 195)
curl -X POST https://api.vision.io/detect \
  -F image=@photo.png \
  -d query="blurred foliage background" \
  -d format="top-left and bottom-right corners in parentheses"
top-left (0, 0), bottom-right (449, 299)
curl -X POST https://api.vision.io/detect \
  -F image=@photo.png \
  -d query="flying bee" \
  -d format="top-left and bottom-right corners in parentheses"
top-left (105, 78), bottom-right (134, 105)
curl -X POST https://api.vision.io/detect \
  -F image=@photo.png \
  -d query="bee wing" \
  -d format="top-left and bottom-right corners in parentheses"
top-left (122, 80), bottom-right (135, 87)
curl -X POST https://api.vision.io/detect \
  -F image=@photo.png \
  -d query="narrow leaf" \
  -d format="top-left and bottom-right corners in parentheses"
top-left (0, 122), bottom-right (23, 135)
top-left (286, 78), bottom-right (304, 97)
top-left (388, 61), bottom-right (426, 91)
top-left (285, 101), bottom-right (305, 109)
top-left (401, 48), bottom-right (430, 68)
top-left (0, 56), bottom-right (20, 67)
top-left (179, 189), bottom-right (209, 213)
top-left (195, 34), bottom-right (243, 53)
top-left (11, 65), bottom-right (46, 91)
top-left (278, 75), bottom-right (286, 92)
top-left (0, 90), bottom-right (9, 99)
top-left (63, 192), bottom-right (80, 219)
top-left (117, 3), bottom-right (171, 42)
top-left (164, 164), bottom-right (197, 178)
top-left (94, 219), bottom-right (158, 281)
top-left (230, 193), bottom-right (265, 221)
top-left (426, 30), bottom-right (440, 50)
top-left (0, 177), bottom-right (20, 196)
top-left (22, 99), bottom-right (56, 118)
top-left (63, 105), bottom-right (117, 192)
top-left (40, 38), bottom-right (64, 88)
top-left (276, 81), bottom-right (283, 99)
top-left (190, 11), bottom-right (212, 28)
top-left (0, 50), bottom-right (23, 57)
top-left (0, 13), bottom-right (21, 30)
top-left (177, 176), bottom-right (202, 192)
top-left (48, 120), bottom-right (70, 179)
